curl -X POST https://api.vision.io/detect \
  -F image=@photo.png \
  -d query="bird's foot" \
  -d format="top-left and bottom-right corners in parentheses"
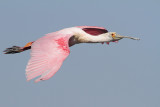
top-left (106, 42), bottom-right (110, 45)
top-left (101, 40), bottom-right (118, 45)
top-left (101, 42), bottom-right (110, 45)
top-left (4, 42), bottom-right (33, 54)
top-left (3, 46), bottom-right (23, 54)
top-left (112, 40), bottom-right (118, 43)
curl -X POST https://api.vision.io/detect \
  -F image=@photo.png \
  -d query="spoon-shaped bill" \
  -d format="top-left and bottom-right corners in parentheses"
top-left (116, 34), bottom-right (140, 40)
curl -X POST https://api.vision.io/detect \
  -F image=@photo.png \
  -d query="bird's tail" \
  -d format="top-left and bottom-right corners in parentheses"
top-left (3, 41), bottom-right (34, 54)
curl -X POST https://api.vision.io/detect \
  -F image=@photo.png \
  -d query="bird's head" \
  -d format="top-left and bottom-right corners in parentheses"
top-left (109, 32), bottom-right (140, 41)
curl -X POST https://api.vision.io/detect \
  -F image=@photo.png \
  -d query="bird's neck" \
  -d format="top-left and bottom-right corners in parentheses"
top-left (65, 27), bottom-right (111, 43)
top-left (77, 33), bottom-right (112, 43)
top-left (60, 27), bottom-right (113, 46)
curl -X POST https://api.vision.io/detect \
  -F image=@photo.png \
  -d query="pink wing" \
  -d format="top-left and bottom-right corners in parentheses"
top-left (26, 34), bottom-right (71, 82)
top-left (77, 26), bottom-right (108, 36)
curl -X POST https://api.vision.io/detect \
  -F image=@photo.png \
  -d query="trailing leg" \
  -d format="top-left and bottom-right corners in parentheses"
top-left (3, 41), bottom-right (34, 54)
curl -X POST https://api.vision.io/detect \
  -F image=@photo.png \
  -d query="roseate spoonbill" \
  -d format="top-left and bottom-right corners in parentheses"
top-left (4, 26), bottom-right (140, 82)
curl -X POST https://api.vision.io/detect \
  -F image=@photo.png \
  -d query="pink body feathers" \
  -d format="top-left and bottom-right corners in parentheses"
top-left (26, 26), bottom-right (107, 82)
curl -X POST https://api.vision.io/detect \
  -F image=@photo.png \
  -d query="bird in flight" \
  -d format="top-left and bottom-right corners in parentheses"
top-left (4, 26), bottom-right (140, 82)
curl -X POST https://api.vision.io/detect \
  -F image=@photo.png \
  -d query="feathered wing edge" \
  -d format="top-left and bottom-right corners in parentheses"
top-left (26, 35), bottom-right (71, 82)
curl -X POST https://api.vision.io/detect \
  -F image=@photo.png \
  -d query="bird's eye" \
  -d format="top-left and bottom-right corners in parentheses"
top-left (112, 33), bottom-right (115, 36)
top-left (111, 33), bottom-right (116, 39)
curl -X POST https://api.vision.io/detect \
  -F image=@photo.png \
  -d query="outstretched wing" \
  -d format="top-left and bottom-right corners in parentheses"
top-left (77, 26), bottom-right (108, 36)
top-left (26, 34), bottom-right (71, 82)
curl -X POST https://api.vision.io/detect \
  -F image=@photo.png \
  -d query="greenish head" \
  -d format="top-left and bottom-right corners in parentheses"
top-left (109, 32), bottom-right (140, 41)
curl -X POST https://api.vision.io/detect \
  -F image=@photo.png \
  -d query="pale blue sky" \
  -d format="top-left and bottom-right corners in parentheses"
top-left (0, 0), bottom-right (160, 107)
